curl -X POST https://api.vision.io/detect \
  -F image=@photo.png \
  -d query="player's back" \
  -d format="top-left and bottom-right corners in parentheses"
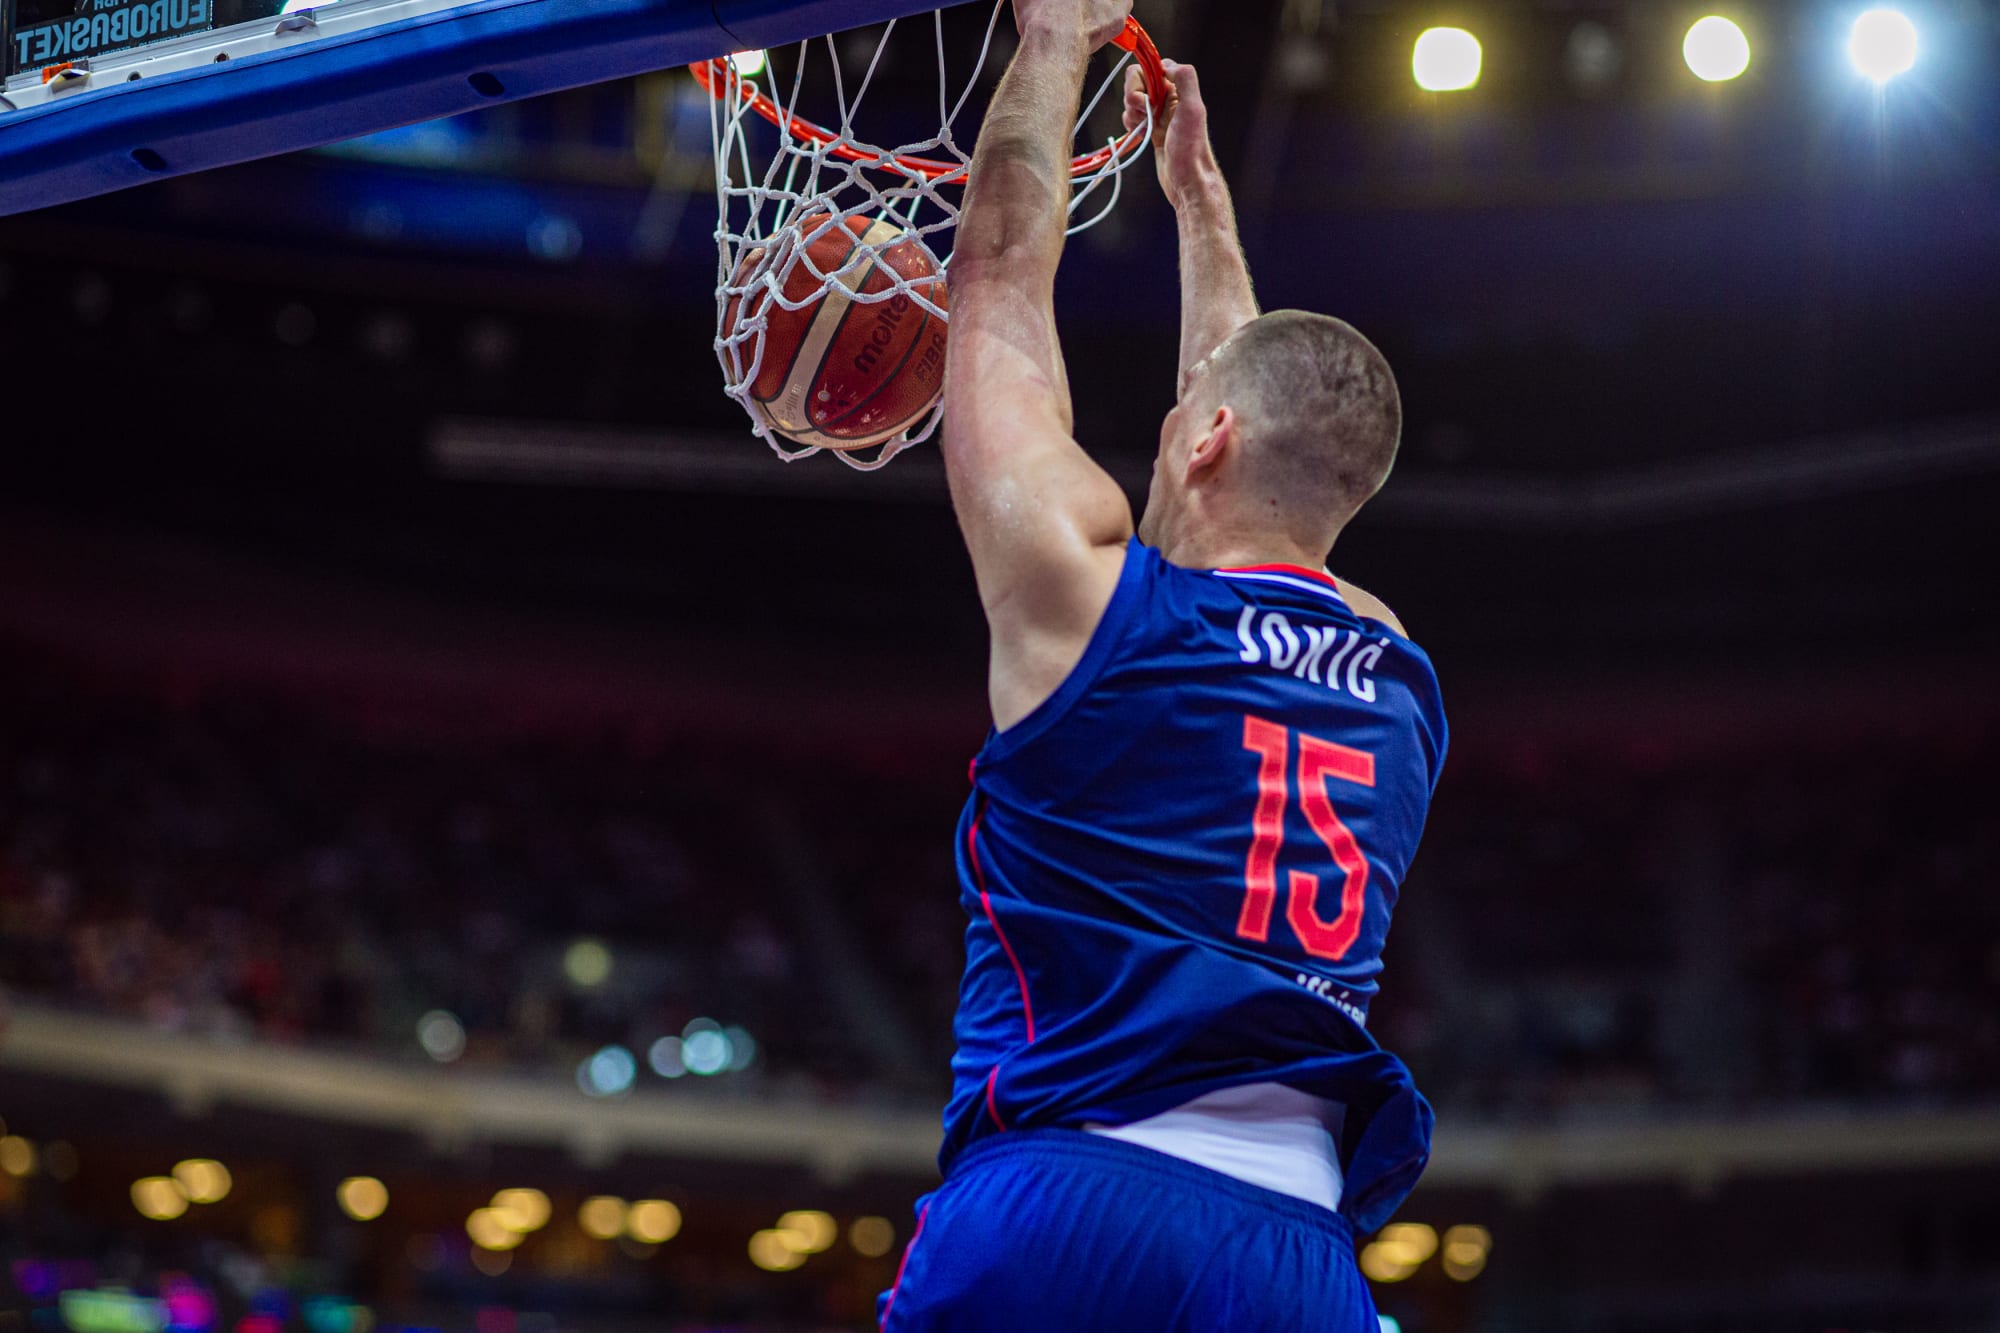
top-left (944, 538), bottom-right (1447, 1231)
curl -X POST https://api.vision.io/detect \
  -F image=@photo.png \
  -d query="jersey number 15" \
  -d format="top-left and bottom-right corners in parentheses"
top-left (1237, 715), bottom-right (1375, 962)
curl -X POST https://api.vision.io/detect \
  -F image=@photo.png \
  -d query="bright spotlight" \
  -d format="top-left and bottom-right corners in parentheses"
top-left (1848, 8), bottom-right (1917, 82)
top-left (1412, 27), bottom-right (1482, 92)
top-left (1683, 16), bottom-right (1750, 81)
top-left (576, 1044), bottom-right (637, 1097)
top-left (728, 49), bottom-right (768, 77)
top-left (337, 1177), bottom-right (389, 1222)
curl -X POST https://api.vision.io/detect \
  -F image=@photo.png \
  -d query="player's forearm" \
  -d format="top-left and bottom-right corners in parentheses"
top-left (1174, 171), bottom-right (1259, 391)
top-left (955, 21), bottom-right (1091, 278)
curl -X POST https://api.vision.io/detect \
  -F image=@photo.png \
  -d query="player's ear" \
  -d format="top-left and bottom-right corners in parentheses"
top-left (1184, 403), bottom-right (1235, 481)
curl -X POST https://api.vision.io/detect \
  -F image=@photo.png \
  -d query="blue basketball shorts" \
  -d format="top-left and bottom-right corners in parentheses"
top-left (877, 1128), bottom-right (1379, 1332)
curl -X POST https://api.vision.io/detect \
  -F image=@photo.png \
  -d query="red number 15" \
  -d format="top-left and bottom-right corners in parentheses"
top-left (1237, 715), bottom-right (1375, 962)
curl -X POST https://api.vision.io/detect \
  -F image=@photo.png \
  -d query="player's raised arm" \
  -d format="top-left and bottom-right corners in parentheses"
top-left (1123, 58), bottom-right (1260, 390)
top-left (943, 0), bottom-right (1137, 731)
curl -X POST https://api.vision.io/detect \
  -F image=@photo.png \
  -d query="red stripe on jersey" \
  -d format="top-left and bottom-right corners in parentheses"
top-left (969, 801), bottom-right (1037, 1043)
top-left (984, 1067), bottom-right (1008, 1131)
top-left (1219, 562), bottom-right (1342, 588)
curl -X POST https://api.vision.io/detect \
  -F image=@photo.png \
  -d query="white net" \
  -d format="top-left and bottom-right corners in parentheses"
top-left (698, 3), bottom-right (1161, 468)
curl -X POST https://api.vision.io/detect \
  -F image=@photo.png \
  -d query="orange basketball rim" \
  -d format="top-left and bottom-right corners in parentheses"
top-left (689, 14), bottom-right (1170, 184)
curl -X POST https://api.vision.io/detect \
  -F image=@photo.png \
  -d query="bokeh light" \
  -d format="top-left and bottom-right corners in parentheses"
top-left (648, 1036), bottom-right (687, 1078)
top-left (748, 1229), bottom-right (806, 1272)
top-left (682, 1028), bottom-right (730, 1077)
top-left (1442, 1223), bottom-right (1492, 1281)
top-left (416, 1010), bottom-right (466, 1062)
top-left (42, 1142), bottom-right (79, 1182)
top-left (491, 1188), bottom-right (552, 1232)
top-left (728, 49), bottom-right (768, 76)
top-left (0, 1136), bottom-right (37, 1178)
top-left (627, 1199), bottom-right (682, 1244)
top-left (1848, 8), bottom-right (1917, 82)
top-left (579, 1196), bottom-right (629, 1239)
top-left (1683, 16), bottom-right (1750, 81)
top-left (172, 1159), bottom-right (232, 1204)
top-left (563, 938), bottom-right (613, 988)
top-left (849, 1215), bottom-right (896, 1257)
top-left (577, 1044), bottom-right (637, 1097)
top-left (465, 1207), bottom-right (525, 1251)
top-left (470, 1247), bottom-right (512, 1277)
top-left (337, 1177), bottom-right (389, 1222)
top-left (1375, 1222), bottom-right (1439, 1266)
top-left (1412, 28), bottom-right (1482, 92)
top-left (132, 1177), bottom-right (189, 1221)
top-left (1359, 1239), bottom-right (1421, 1283)
top-left (776, 1210), bottom-right (836, 1254)
top-left (722, 1025), bottom-right (758, 1072)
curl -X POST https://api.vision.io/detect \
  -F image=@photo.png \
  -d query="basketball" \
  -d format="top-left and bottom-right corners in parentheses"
top-left (722, 214), bottom-right (950, 451)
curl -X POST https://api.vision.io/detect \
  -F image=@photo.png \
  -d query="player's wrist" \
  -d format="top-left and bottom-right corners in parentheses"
top-left (1014, 15), bottom-right (1095, 64)
top-left (1169, 166), bottom-right (1231, 216)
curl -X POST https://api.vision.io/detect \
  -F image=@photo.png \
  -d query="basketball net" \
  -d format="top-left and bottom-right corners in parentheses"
top-left (692, 3), bottom-right (1167, 469)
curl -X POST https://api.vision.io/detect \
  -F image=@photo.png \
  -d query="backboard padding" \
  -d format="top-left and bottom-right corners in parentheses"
top-left (0, 0), bottom-right (957, 218)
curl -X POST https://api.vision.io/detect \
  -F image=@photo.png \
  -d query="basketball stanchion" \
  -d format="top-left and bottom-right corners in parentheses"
top-left (690, 4), bottom-right (1169, 468)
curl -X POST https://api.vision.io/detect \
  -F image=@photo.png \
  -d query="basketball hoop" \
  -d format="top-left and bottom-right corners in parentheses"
top-left (693, 3), bottom-right (1169, 469)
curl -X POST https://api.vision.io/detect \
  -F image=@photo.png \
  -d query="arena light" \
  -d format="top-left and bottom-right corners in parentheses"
top-left (1848, 8), bottom-right (1917, 82)
top-left (563, 938), bottom-right (613, 988)
top-left (579, 1196), bottom-right (629, 1240)
top-left (776, 1210), bottom-right (837, 1255)
top-left (748, 1229), bottom-right (807, 1272)
top-left (728, 49), bottom-right (768, 77)
top-left (491, 1188), bottom-right (552, 1233)
top-left (416, 1009), bottom-right (466, 1063)
top-left (337, 1177), bottom-right (389, 1222)
top-left (849, 1216), bottom-right (896, 1258)
top-left (1441, 1223), bottom-right (1492, 1281)
top-left (469, 1248), bottom-right (511, 1278)
top-left (131, 1177), bottom-right (189, 1222)
top-left (1683, 16), bottom-right (1751, 81)
top-left (1358, 1239), bottom-right (1420, 1283)
top-left (576, 1044), bottom-right (637, 1097)
top-left (648, 1035), bottom-right (687, 1078)
top-left (172, 1159), bottom-right (232, 1205)
top-left (465, 1208), bottom-right (525, 1251)
top-left (627, 1200), bottom-right (683, 1244)
top-left (1564, 21), bottom-right (1622, 93)
top-left (1374, 1222), bottom-right (1439, 1266)
top-left (0, 1136), bottom-right (36, 1178)
top-left (1412, 27), bottom-right (1482, 91)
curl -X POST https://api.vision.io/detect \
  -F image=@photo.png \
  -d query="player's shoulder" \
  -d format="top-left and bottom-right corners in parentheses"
top-left (1329, 577), bottom-right (1408, 638)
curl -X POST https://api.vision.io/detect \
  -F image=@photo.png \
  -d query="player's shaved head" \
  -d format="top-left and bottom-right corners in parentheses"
top-left (1184, 310), bottom-right (1402, 550)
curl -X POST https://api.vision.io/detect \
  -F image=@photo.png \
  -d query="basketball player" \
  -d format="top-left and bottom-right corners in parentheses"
top-left (876, 0), bottom-right (1446, 1325)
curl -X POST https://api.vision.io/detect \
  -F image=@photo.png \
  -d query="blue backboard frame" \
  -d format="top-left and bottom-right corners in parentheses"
top-left (0, 0), bottom-right (947, 217)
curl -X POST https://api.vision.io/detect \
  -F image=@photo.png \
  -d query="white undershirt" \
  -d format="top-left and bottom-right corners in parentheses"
top-left (1085, 1082), bottom-right (1346, 1211)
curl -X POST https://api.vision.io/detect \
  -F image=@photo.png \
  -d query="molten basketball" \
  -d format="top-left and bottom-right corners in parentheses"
top-left (722, 215), bottom-right (949, 451)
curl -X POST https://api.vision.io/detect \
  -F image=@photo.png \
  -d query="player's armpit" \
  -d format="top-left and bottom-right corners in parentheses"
top-left (1334, 577), bottom-right (1408, 637)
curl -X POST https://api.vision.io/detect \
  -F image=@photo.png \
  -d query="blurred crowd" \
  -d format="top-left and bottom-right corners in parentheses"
top-left (2, 664), bottom-right (1996, 1115)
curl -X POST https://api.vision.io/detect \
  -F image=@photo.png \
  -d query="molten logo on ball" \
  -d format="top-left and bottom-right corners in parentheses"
top-left (721, 215), bottom-right (949, 452)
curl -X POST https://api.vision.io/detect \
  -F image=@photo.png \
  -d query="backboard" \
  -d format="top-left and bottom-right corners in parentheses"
top-left (0, 0), bottom-right (951, 218)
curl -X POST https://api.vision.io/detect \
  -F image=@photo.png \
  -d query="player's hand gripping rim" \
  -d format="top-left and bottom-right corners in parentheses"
top-left (1122, 57), bottom-right (1220, 210)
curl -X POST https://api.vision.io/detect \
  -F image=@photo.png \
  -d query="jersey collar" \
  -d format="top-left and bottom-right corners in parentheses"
top-left (1213, 564), bottom-right (1346, 601)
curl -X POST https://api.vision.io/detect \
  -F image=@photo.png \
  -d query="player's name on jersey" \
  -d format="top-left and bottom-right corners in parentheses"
top-left (12, 0), bottom-right (215, 74)
top-left (1234, 608), bottom-right (1391, 699)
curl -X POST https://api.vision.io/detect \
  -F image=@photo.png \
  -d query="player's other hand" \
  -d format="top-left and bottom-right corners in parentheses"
top-left (1123, 58), bottom-right (1217, 209)
top-left (1013, 0), bottom-right (1130, 54)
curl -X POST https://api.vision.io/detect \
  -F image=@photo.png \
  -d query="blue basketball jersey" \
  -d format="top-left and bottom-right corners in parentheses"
top-left (942, 538), bottom-right (1448, 1232)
